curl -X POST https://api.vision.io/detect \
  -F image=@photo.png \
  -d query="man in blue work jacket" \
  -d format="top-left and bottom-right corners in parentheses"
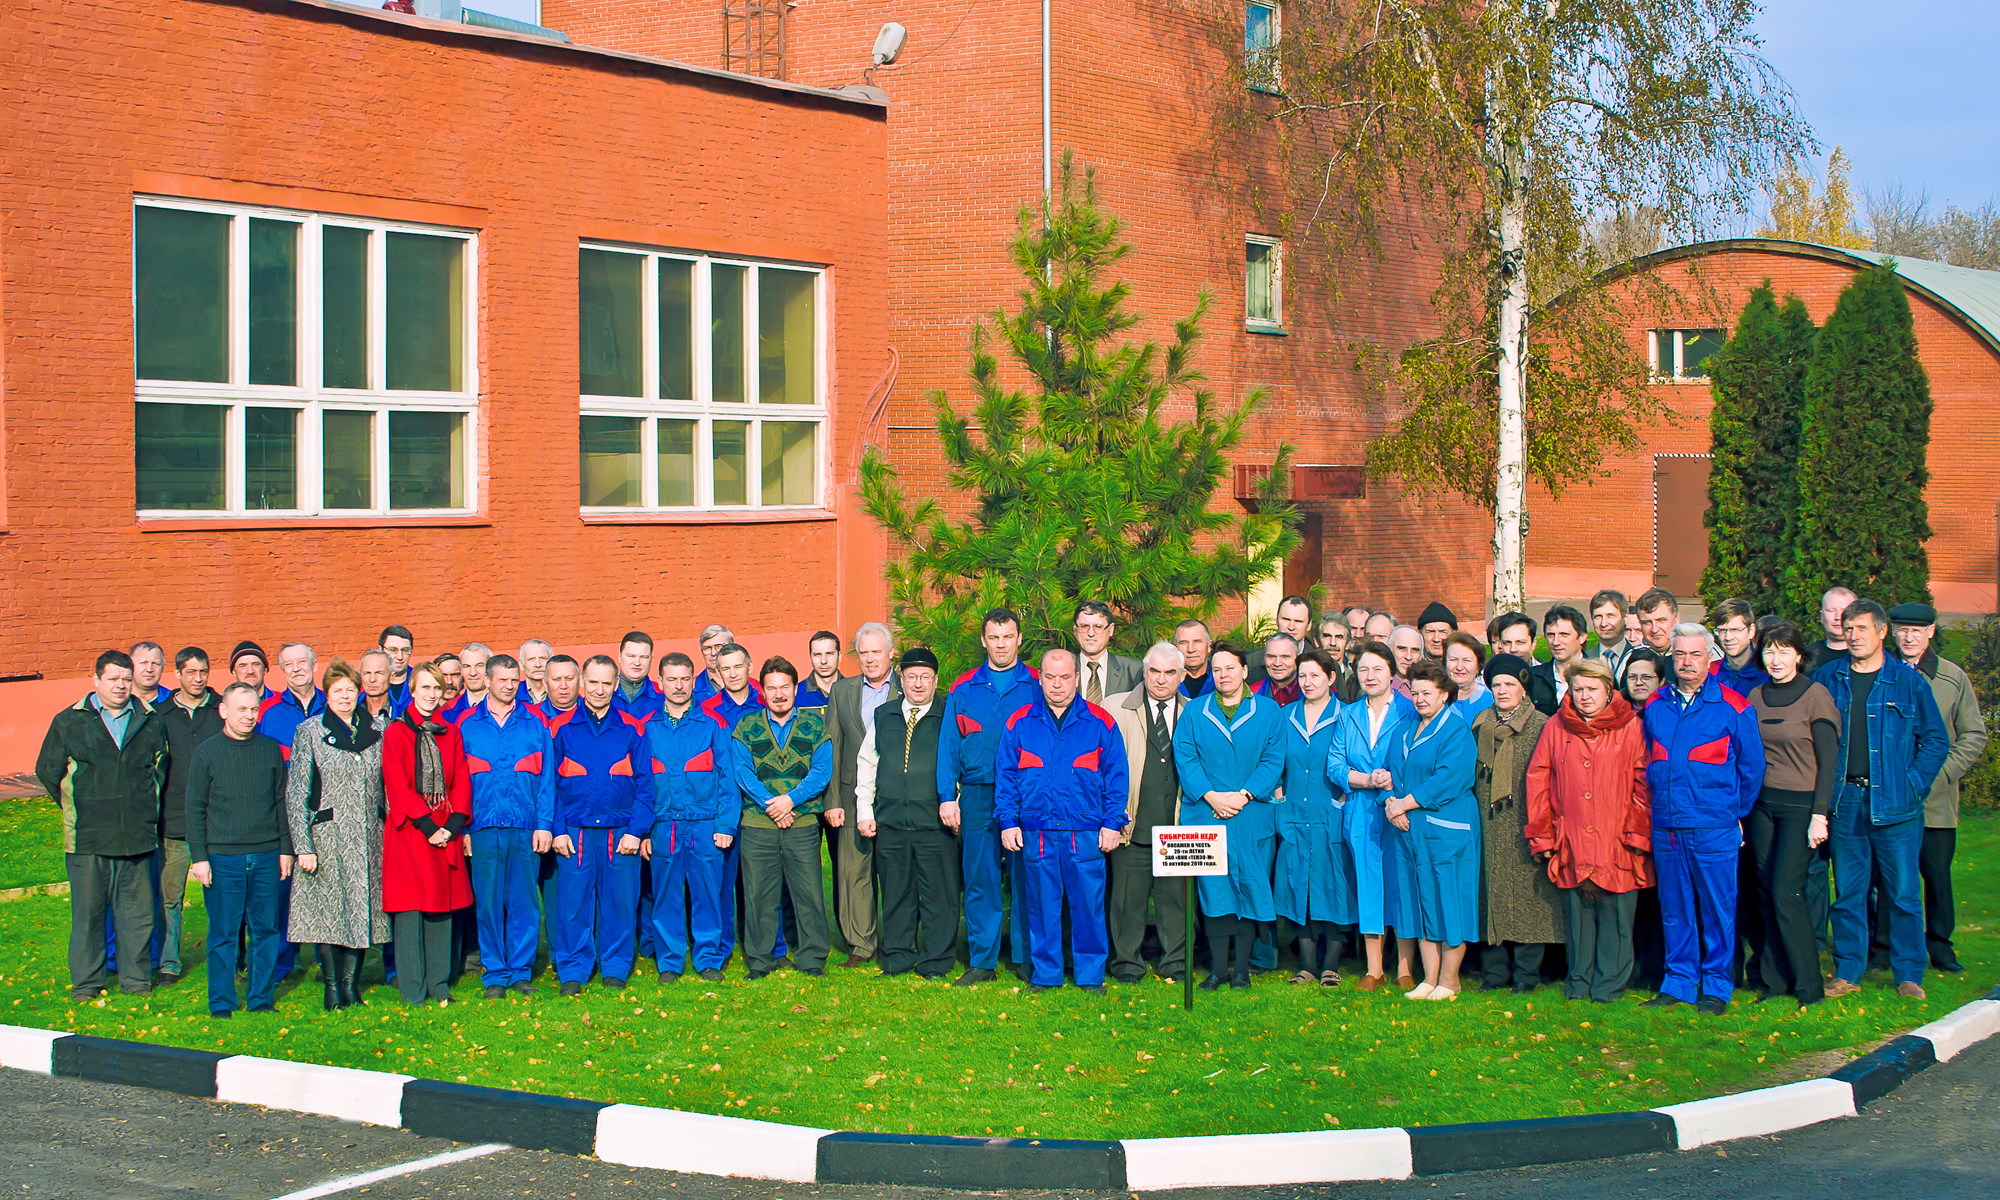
top-left (458, 654), bottom-right (555, 998)
top-left (937, 608), bottom-right (1042, 986)
top-left (544, 655), bottom-right (654, 996)
top-left (641, 652), bottom-right (739, 982)
top-left (1642, 622), bottom-right (1766, 1014)
top-left (1815, 598), bottom-right (1949, 999)
top-left (996, 649), bottom-right (1130, 992)
top-left (610, 631), bottom-right (665, 725)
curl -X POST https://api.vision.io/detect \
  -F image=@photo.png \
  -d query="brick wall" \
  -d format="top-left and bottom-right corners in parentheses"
top-left (0, 0), bottom-right (888, 678)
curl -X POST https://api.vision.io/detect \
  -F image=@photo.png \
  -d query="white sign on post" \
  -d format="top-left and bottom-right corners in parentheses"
top-left (1151, 826), bottom-right (1229, 876)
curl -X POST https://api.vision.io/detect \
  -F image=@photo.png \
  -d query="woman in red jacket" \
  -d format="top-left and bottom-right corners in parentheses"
top-left (1524, 658), bottom-right (1653, 1004)
top-left (381, 662), bottom-right (474, 1006)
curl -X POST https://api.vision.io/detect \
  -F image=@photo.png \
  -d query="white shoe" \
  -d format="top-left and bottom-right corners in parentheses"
top-left (1405, 982), bottom-right (1437, 999)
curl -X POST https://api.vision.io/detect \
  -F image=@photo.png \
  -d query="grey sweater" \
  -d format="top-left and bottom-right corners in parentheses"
top-left (185, 732), bottom-right (292, 863)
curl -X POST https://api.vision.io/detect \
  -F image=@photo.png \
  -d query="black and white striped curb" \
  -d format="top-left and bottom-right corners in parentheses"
top-left (2, 986), bottom-right (1995, 1188)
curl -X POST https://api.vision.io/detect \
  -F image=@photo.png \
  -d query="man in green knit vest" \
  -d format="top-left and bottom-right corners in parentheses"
top-left (732, 656), bottom-right (835, 979)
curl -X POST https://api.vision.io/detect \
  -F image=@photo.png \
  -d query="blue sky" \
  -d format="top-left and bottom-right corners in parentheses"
top-left (1754, 0), bottom-right (1999, 210)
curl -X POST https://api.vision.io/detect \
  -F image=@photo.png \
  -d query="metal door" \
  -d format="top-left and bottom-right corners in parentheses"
top-left (1653, 454), bottom-right (1711, 597)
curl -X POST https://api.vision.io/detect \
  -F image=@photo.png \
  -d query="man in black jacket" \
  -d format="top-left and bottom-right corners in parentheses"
top-left (156, 647), bottom-right (223, 984)
top-left (186, 682), bottom-right (292, 1016)
top-left (35, 650), bottom-right (168, 1000)
top-left (855, 648), bottom-right (958, 979)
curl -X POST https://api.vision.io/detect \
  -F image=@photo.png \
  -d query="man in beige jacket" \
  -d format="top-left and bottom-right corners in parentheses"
top-left (1105, 643), bottom-right (1189, 984)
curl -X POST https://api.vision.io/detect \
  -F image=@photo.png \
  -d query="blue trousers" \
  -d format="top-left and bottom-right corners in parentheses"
top-left (1831, 786), bottom-right (1925, 985)
top-left (553, 827), bottom-right (641, 984)
top-left (650, 819), bottom-right (730, 973)
top-left (1022, 829), bottom-right (1108, 987)
top-left (470, 828), bottom-right (541, 987)
top-left (204, 852), bottom-right (282, 1014)
top-left (1655, 826), bottom-right (1738, 1004)
top-left (960, 784), bottom-right (1031, 970)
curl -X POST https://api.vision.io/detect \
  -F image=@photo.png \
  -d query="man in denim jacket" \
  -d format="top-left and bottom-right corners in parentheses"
top-left (1815, 598), bottom-right (1948, 999)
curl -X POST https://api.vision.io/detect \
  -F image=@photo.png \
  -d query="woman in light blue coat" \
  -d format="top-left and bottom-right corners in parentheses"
top-left (1173, 642), bottom-right (1286, 990)
top-left (1385, 658), bottom-right (1482, 1000)
top-left (1328, 641), bottom-right (1417, 990)
top-left (1276, 650), bottom-right (1350, 986)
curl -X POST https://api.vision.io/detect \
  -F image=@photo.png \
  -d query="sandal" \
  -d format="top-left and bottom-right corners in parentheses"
top-left (1320, 970), bottom-right (1341, 988)
top-left (1289, 971), bottom-right (1316, 985)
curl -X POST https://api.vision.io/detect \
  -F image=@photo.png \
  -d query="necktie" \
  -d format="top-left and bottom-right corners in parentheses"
top-left (1088, 661), bottom-right (1104, 705)
top-left (1150, 700), bottom-right (1170, 753)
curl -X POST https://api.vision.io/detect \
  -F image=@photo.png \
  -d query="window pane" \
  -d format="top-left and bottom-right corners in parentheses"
top-left (244, 407), bottom-right (298, 510)
top-left (660, 258), bottom-right (694, 400)
top-left (1681, 329), bottom-right (1723, 379)
top-left (658, 419), bottom-right (696, 507)
top-left (1245, 241), bottom-right (1274, 322)
top-left (388, 410), bottom-right (464, 509)
top-left (1655, 331), bottom-right (1676, 376)
top-left (134, 403), bottom-right (225, 510)
top-left (580, 415), bottom-right (643, 507)
top-left (760, 421), bottom-right (817, 506)
top-left (385, 233), bottom-right (464, 391)
top-left (758, 268), bottom-right (816, 403)
top-left (135, 207), bottom-right (230, 383)
top-left (711, 264), bottom-right (746, 404)
top-left (248, 219), bottom-right (299, 387)
top-left (1246, 2), bottom-right (1278, 87)
top-left (322, 410), bottom-right (374, 510)
top-left (580, 249), bottom-right (644, 397)
top-left (712, 419), bottom-right (748, 506)
top-left (323, 226), bottom-right (370, 389)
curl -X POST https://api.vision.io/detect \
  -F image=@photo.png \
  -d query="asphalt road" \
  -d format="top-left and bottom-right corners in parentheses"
top-left (2, 1035), bottom-right (1995, 1200)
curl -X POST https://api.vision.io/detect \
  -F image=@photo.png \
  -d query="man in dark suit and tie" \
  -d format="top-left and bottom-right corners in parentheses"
top-left (1073, 601), bottom-right (1142, 705)
top-left (1105, 643), bottom-right (1190, 984)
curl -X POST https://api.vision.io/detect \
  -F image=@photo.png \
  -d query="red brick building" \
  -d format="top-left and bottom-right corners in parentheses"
top-left (0, 0), bottom-right (888, 761)
top-left (540, 0), bottom-right (1494, 629)
top-left (1526, 239), bottom-right (2000, 618)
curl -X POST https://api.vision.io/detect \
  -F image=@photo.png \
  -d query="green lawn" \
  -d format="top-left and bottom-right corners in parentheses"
top-left (0, 816), bottom-right (1992, 1140)
top-left (0, 796), bottom-right (67, 891)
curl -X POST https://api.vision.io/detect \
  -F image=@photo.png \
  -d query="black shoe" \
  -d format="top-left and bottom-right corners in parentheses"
top-left (1592, 996), bottom-right (1616, 1005)
top-left (483, 985), bottom-right (505, 1000)
top-left (746, 970), bottom-right (770, 981)
top-left (917, 971), bottom-right (949, 980)
top-left (1510, 982), bottom-right (1537, 995)
top-left (773, 956), bottom-right (795, 972)
top-left (1754, 989), bottom-right (1786, 1003)
top-left (1796, 994), bottom-right (1824, 1008)
top-left (1231, 974), bottom-right (1251, 990)
top-left (698, 969), bottom-right (725, 983)
top-left (1199, 974), bottom-right (1225, 991)
top-left (559, 980), bottom-right (583, 997)
top-left (509, 981), bottom-right (536, 996)
top-left (1082, 984), bottom-right (1108, 994)
top-left (157, 972), bottom-right (181, 988)
top-left (799, 967), bottom-right (825, 978)
top-left (1696, 996), bottom-right (1729, 1016)
top-left (657, 972), bottom-right (681, 985)
top-left (210, 1009), bottom-right (232, 1019)
top-left (1938, 960), bottom-right (1967, 974)
top-left (1640, 993), bottom-right (1684, 1009)
top-left (248, 1003), bottom-right (277, 1013)
top-left (602, 977), bottom-right (626, 990)
top-left (1030, 984), bottom-right (1058, 993)
top-left (952, 968), bottom-right (997, 987)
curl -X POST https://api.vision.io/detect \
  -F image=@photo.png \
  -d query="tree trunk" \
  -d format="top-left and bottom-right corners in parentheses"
top-left (1492, 140), bottom-right (1529, 616)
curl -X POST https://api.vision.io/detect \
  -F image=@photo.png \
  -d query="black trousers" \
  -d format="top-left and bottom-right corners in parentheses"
top-left (1747, 799), bottom-right (1824, 1001)
top-left (1870, 826), bottom-right (1958, 967)
top-left (391, 911), bottom-right (454, 1004)
top-left (1631, 885), bottom-right (1665, 990)
top-left (1563, 885), bottom-right (1637, 1001)
top-left (1733, 842), bottom-right (1766, 987)
top-left (876, 827), bottom-right (961, 977)
top-left (67, 852), bottom-right (155, 996)
top-left (1107, 842), bottom-right (1186, 982)
top-left (1479, 941), bottom-right (1549, 988)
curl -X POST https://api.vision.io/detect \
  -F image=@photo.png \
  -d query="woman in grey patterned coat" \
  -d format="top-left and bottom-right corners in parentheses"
top-left (1472, 653), bottom-right (1566, 993)
top-left (287, 659), bottom-right (390, 1010)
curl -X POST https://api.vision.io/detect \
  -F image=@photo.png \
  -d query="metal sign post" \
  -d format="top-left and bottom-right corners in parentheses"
top-left (1151, 826), bottom-right (1229, 1011)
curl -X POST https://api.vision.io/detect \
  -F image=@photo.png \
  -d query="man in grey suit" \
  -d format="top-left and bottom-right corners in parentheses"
top-left (825, 622), bottom-right (899, 967)
top-left (1074, 601), bottom-right (1143, 706)
top-left (1105, 643), bottom-right (1189, 984)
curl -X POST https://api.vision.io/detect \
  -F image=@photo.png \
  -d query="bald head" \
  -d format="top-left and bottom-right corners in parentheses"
top-left (1040, 648), bottom-right (1078, 711)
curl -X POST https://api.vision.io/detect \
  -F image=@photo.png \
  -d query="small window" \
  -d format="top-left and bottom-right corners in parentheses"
top-left (133, 197), bottom-right (478, 518)
top-left (1245, 236), bottom-right (1283, 329)
top-left (1245, 2), bottom-right (1281, 92)
top-left (1651, 328), bottom-right (1725, 381)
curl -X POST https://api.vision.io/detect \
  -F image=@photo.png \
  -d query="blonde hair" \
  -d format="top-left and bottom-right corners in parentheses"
top-left (410, 661), bottom-right (450, 693)
top-left (1564, 658), bottom-right (1617, 689)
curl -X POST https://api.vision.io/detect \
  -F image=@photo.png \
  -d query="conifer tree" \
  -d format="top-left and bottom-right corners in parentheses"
top-left (1701, 283), bottom-right (1815, 616)
top-left (858, 158), bottom-right (1301, 672)
top-left (1784, 262), bottom-right (1933, 619)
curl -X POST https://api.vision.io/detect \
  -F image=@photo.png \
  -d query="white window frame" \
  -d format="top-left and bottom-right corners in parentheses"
top-left (1649, 328), bottom-right (1724, 383)
top-left (1245, 234), bottom-right (1284, 331)
top-left (578, 240), bottom-right (828, 514)
top-left (1246, 1), bottom-right (1282, 93)
top-left (133, 195), bottom-right (479, 519)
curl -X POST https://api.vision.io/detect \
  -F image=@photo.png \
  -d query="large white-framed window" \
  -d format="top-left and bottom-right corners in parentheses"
top-left (1245, 2), bottom-right (1282, 93)
top-left (132, 197), bottom-right (478, 518)
top-left (1649, 328), bottom-right (1724, 382)
top-left (1245, 235), bottom-right (1284, 330)
top-left (578, 242), bottom-right (825, 514)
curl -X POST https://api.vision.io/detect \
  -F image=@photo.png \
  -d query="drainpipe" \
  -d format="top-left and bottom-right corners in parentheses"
top-left (1041, 0), bottom-right (1052, 199)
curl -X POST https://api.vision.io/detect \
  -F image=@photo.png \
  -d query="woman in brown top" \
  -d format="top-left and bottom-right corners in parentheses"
top-left (1748, 620), bottom-right (1839, 1006)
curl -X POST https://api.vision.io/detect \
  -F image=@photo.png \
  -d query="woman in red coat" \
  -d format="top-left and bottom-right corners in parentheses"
top-left (1524, 658), bottom-right (1653, 1003)
top-left (381, 662), bottom-right (474, 1006)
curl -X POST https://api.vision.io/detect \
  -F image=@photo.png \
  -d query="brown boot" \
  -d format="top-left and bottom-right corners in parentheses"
top-left (1896, 981), bottom-right (1927, 1000)
top-left (1824, 977), bottom-right (1861, 998)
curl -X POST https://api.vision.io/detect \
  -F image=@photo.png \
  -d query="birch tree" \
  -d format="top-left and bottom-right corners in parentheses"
top-left (1206, 0), bottom-right (1813, 611)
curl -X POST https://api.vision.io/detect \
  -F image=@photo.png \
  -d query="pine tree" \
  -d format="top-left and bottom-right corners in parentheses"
top-left (1701, 284), bottom-right (1815, 617)
top-left (1784, 261), bottom-right (1934, 620)
top-left (858, 157), bottom-right (1301, 673)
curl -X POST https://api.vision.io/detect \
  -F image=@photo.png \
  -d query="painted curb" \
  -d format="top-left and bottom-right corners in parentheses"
top-left (818, 1132), bottom-right (1125, 1190)
top-left (3, 983), bottom-right (1996, 1188)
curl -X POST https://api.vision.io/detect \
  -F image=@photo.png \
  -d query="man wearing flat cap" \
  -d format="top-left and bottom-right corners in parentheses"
top-left (855, 648), bottom-right (960, 978)
top-left (1885, 603), bottom-right (1987, 974)
top-left (1417, 603), bottom-right (1458, 661)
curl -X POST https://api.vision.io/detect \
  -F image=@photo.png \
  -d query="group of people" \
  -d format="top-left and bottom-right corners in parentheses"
top-left (36, 583), bottom-right (1983, 1017)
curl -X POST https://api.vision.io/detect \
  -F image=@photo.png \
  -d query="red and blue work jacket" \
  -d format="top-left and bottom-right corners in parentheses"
top-left (611, 678), bottom-right (667, 725)
top-left (257, 687), bottom-right (325, 760)
top-left (550, 703), bottom-right (654, 835)
top-left (994, 698), bottom-right (1130, 834)
top-left (936, 662), bottom-right (1042, 795)
top-left (1641, 675), bottom-right (1766, 829)
top-left (527, 697), bottom-right (583, 735)
top-left (457, 700), bottom-right (556, 833)
top-left (698, 682), bottom-right (765, 732)
top-left (643, 706), bottom-right (740, 832)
